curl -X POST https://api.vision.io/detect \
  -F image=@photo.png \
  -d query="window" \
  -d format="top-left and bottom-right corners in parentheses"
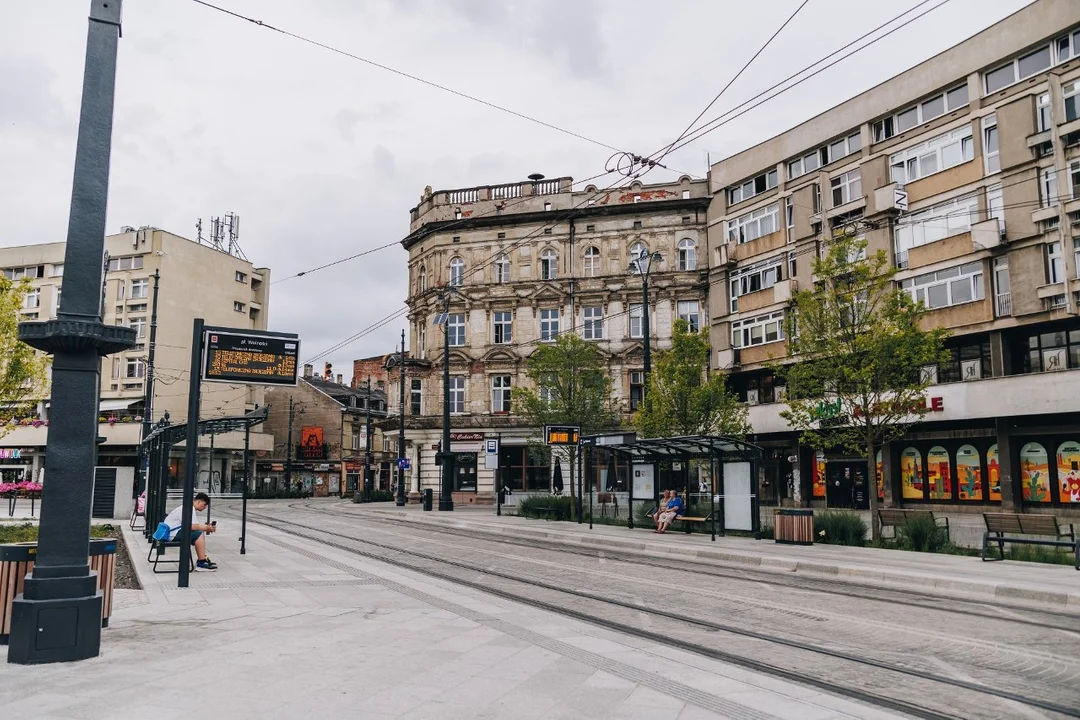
top-left (410, 379), bottom-right (422, 415)
top-left (540, 308), bottom-right (560, 341)
top-left (629, 304), bottom-right (643, 338)
top-left (448, 377), bottom-right (465, 413)
top-left (495, 256), bottom-right (510, 284)
top-left (936, 341), bottom-right (991, 384)
top-left (993, 256), bottom-right (1011, 317)
top-left (583, 306), bottom-right (603, 340)
top-left (727, 168), bottom-right (778, 204)
top-left (1071, 161), bottom-right (1080, 201)
top-left (449, 257), bottom-right (464, 287)
top-left (539, 249), bottom-right (557, 280)
top-left (233, 301), bottom-right (246, 313)
top-left (107, 256), bottom-right (143, 271)
top-left (889, 126), bottom-right (973, 185)
top-left (583, 246), bottom-right (600, 277)
top-left (982, 114), bottom-right (1000, 175)
top-left (1066, 82), bottom-right (1079, 123)
top-left (418, 265), bottom-right (427, 293)
top-left (629, 370), bottom-right (644, 411)
top-left (493, 311), bottom-right (512, 344)
top-left (235, 271), bottom-right (247, 283)
top-left (129, 317), bottom-right (146, 339)
top-left (130, 278), bottom-right (148, 299)
top-left (628, 242), bottom-right (647, 271)
top-left (830, 169), bottom-right (862, 207)
top-left (543, 228), bottom-right (552, 235)
top-left (585, 224), bottom-right (595, 232)
top-left (53, 286), bottom-right (62, 317)
top-left (51, 264), bottom-right (64, 277)
top-left (983, 33), bottom-right (1080, 95)
top-left (1075, 238), bottom-right (1080, 281)
top-left (112, 357), bottom-right (120, 379)
top-left (544, 202), bottom-right (552, 212)
top-left (1048, 242), bottom-right (1064, 284)
top-left (23, 289), bottom-right (39, 309)
top-left (726, 203), bottom-right (780, 244)
top-left (731, 311), bottom-right (784, 348)
top-left (730, 257), bottom-right (783, 311)
top-left (1036, 93), bottom-right (1052, 133)
top-left (901, 261), bottom-right (984, 310)
top-left (893, 194), bottom-right (979, 267)
top-left (491, 375), bottom-right (511, 413)
top-left (787, 132), bottom-right (860, 179)
top-left (677, 239), bottom-right (697, 271)
top-left (633, 221), bottom-right (642, 230)
top-left (125, 357), bottom-right (145, 379)
top-left (873, 85), bottom-right (968, 141)
top-left (447, 313), bottom-right (465, 347)
top-left (677, 300), bottom-right (700, 332)
top-left (1020, 327), bottom-right (1080, 373)
top-left (417, 323), bottom-right (426, 358)
top-left (1042, 167), bottom-right (1059, 207)
top-left (116, 280), bottom-right (125, 300)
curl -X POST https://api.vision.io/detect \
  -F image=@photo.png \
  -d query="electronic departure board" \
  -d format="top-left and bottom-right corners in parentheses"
top-left (203, 330), bottom-right (300, 386)
top-left (544, 424), bottom-right (580, 446)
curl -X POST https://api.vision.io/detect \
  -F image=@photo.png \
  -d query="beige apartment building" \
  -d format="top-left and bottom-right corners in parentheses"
top-left (707, 0), bottom-right (1080, 514)
top-left (0, 227), bottom-right (274, 487)
top-left (398, 174), bottom-right (709, 503)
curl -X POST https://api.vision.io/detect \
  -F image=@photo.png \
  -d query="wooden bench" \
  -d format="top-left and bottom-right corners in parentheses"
top-left (981, 513), bottom-right (1079, 570)
top-left (147, 536), bottom-right (196, 574)
top-left (878, 508), bottom-right (950, 542)
top-left (672, 514), bottom-right (713, 534)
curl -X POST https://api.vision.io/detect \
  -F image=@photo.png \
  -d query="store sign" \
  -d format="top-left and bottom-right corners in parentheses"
top-left (450, 433), bottom-right (484, 441)
top-left (203, 329), bottom-right (299, 386)
top-left (0, 449), bottom-right (22, 459)
top-left (544, 425), bottom-right (580, 446)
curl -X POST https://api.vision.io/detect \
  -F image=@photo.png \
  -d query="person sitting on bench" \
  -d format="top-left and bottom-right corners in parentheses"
top-left (656, 491), bottom-right (684, 534)
top-left (163, 492), bottom-right (218, 571)
top-left (652, 490), bottom-right (672, 530)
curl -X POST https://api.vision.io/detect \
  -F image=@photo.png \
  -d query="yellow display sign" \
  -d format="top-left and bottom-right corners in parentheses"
top-left (544, 425), bottom-right (580, 446)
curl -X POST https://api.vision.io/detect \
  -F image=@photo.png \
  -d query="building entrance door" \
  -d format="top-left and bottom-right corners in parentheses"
top-left (454, 452), bottom-right (478, 491)
top-left (825, 461), bottom-right (869, 510)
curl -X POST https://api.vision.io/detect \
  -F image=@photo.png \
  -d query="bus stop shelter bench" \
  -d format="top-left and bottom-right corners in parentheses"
top-left (673, 514), bottom-right (712, 534)
top-left (878, 508), bottom-right (950, 542)
top-left (147, 536), bottom-right (196, 574)
top-left (981, 513), bottom-right (1079, 570)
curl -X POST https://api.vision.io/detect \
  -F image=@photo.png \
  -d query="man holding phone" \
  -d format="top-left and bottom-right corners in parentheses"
top-left (162, 491), bottom-right (218, 571)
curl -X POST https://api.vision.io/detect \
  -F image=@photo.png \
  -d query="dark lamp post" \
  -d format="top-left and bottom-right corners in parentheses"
top-left (433, 291), bottom-right (456, 511)
top-left (395, 329), bottom-right (407, 507)
top-left (627, 249), bottom-right (663, 407)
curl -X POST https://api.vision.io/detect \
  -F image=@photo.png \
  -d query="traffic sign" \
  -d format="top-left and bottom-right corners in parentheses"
top-left (893, 187), bottom-right (909, 212)
top-left (397, 458), bottom-right (410, 470)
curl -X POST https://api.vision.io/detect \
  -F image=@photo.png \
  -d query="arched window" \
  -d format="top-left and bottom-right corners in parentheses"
top-left (901, 447), bottom-right (923, 500)
top-left (494, 255), bottom-right (511, 284)
top-left (987, 444), bottom-right (1001, 501)
top-left (956, 445), bottom-right (982, 501)
top-left (926, 446), bottom-right (951, 500)
top-left (583, 246), bottom-right (600, 278)
top-left (540, 248), bottom-right (557, 280)
top-left (628, 242), bottom-right (647, 274)
top-left (418, 265), bottom-right (427, 293)
top-left (677, 238), bottom-right (697, 271)
top-left (1056, 441), bottom-right (1080, 504)
top-left (1020, 442), bottom-right (1050, 503)
top-left (449, 257), bottom-right (464, 287)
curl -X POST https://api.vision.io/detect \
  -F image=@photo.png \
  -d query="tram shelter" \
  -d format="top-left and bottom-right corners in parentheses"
top-left (586, 435), bottom-right (764, 540)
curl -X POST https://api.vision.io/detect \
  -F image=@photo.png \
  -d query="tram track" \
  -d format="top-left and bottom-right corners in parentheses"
top-left (222, 504), bottom-right (1080, 719)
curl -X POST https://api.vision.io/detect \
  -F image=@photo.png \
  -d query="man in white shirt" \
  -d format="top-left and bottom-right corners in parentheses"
top-left (162, 492), bottom-right (218, 571)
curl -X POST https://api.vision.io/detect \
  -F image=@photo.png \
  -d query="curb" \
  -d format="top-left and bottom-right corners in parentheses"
top-left (367, 508), bottom-right (1080, 609)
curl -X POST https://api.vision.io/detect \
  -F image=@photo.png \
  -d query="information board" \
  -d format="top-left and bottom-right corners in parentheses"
top-left (203, 329), bottom-right (299, 385)
top-left (544, 425), bottom-right (580, 446)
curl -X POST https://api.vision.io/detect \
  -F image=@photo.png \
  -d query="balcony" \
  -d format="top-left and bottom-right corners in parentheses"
top-left (738, 279), bottom-right (797, 313)
top-left (995, 292), bottom-right (1012, 317)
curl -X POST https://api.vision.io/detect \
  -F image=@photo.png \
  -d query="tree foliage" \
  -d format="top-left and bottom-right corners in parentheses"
top-left (0, 278), bottom-right (50, 435)
top-left (634, 319), bottom-right (749, 439)
top-left (772, 234), bottom-right (948, 541)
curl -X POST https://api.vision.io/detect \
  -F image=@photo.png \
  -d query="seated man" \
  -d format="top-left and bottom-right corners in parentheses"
top-left (656, 491), bottom-right (684, 534)
top-left (163, 492), bottom-right (218, 571)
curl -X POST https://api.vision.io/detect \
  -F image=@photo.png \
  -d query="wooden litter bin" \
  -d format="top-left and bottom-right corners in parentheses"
top-left (774, 508), bottom-right (814, 545)
top-left (0, 538), bottom-right (118, 644)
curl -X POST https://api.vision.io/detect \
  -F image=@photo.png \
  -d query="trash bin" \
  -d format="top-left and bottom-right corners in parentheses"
top-left (422, 488), bottom-right (433, 511)
top-left (0, 538), bottom-right (118, 644)
top-left (774, 508), bottom-right (814, 545)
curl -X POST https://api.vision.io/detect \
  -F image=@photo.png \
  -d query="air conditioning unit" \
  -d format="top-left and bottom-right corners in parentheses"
top-left (773, 386), bottom-right (787, 402)
top-left (747, 389), bottom-right (760, 406)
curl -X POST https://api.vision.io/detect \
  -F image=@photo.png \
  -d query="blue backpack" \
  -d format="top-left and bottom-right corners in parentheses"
top-left (152, 522), bottom-right (177, 542)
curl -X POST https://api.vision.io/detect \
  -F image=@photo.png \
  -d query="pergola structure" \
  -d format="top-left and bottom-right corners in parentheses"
top-left (140, 406), bottom-right (268, 539)
top-left (586, 435), bottom-right (764, 540)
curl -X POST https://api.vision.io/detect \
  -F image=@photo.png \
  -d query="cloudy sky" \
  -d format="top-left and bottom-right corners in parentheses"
top-left (1, 0), bottom-right (1032, 378)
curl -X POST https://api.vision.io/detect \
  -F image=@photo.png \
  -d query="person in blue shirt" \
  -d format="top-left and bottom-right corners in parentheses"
top-left (656, 491), bottom-right (684, 534)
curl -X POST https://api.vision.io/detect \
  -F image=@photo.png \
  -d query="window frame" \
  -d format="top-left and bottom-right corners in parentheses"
top-left (491, 375), bottom-right (512, 413)
top-left (492, 310), bottom-right (513, 344)
top-left (410, 378), bottom-right (422, 416)
top-left (628, 304), bottom-right (643, 339)
top-left (1065, 82), bottom-right (1079, 123)
top-left (901, 261), bottom-right (985, 310)
top-left (730, 257), bottom-right (783, 311)
top-left (830, 169), bottom-right (862, 207)
top-left (787, 132), bottom-right (861, 179)
top-left (447, 313), bottom-right (466, 347)
top-left (125, 356), bottom-right (145, 379)
top-left (494, 256), bottom-right (511, 284)
top-left (539, 308), bottom-right (560, 342)
top-left (629, 370), bottom-right (644, 411)
top-left (539, 249), bottom-right (558, 280)
top-left (873, 84), bottom-right (969, 141)
top-left (449, 257), bottom-right (464, 287)
top-left (983, 114), bottom-right (1000, 175)
top-left (731, 311), bottom-right (785, 348)
top-left (888, 126), bottom-right (974, 185)
top-left (893, 193), bottom-right (979, 268)
top-left (1048, 241), bottom-right (1064, 284)
top-left (726, 202), bottom-right (780, 244)
top-left (448, 376), bottom-right (466, 414)
top-left (582, 246), bottom-right (601, 277)
top-left (582, 306), bottom-right (604, 340)
top-left (677, 300), bottom-right (701, 332)
top-left (677, 238), bottom-right (697, 271)
top-left (727, 168), bottom-right (778, 205)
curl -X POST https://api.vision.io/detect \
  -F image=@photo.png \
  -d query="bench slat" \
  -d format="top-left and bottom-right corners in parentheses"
top-left (1017, 515), bottom-right (1061, 536)
top-left (984, 513), bottom-right (1024, 534)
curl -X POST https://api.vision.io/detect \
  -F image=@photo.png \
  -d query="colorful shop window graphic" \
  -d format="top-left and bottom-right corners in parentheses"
top-left (1057, 441), bottom-right (1080, 504)
top-left (956, 445), bottom-right (982, 501)
top-left (1020, 442), bottom-right (1051, 503)
top-left (875, 449), bottom-right (884, 501)
top-left (901, 447), bottom-right (923, 500)
top-left (812, 450), bottom-right (826, 498)
top-left (926, 446), bottom-right (951, 501)
top-left (987, 444), bottom-right (1001, 502)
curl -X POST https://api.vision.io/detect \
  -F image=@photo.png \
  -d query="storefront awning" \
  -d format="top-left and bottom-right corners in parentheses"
top-left (99, 398), bottom-right (140, 412)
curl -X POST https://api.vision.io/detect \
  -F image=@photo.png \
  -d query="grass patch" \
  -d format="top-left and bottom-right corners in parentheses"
top-left (1004, 543), bottom-right (1077, 566)
top-left (813, 511), bottom-right (867, 546)
top-left (894, 514), bottom-right (950, 553)
top-left (0, 522), bottom-right (121, 543)
top-left (515, 494), bottom-right (576, 521)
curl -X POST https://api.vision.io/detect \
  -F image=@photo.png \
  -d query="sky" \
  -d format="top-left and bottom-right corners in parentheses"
top-left (0, 0), bottom-right (1034, 380)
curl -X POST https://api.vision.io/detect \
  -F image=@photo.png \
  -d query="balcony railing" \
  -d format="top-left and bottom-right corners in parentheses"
top-left (447, 188), bottom-right (480, 204)
top-left (995, 292), bottom-right (1012, 317)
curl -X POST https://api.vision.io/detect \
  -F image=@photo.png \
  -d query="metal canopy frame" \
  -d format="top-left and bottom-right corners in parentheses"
top-left (587, 435), bottom-right (764, 541)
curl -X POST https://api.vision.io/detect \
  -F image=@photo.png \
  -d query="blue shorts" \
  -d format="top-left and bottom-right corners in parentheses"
top-left (171, 530), bottom-right (202, 543)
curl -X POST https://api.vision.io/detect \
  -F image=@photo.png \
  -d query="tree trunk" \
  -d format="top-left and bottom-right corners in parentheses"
top-left (867, 440), bottom-right (880, 544)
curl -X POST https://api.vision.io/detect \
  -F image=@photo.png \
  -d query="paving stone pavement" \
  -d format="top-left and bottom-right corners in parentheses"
top-left (1, 517), bottom-right (907, 720)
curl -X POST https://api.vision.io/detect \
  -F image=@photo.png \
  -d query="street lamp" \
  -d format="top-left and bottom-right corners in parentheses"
top-left (396, 329), bottom-right (408, 507)
top-left (432, 290), bottom-right (458, 511)
top-left (627, 247), bottom-right (664, 406)
top-left (364, 376), bottom-right (374, 502)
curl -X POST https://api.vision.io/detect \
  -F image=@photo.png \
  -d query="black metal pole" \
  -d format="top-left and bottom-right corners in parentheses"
top-left (577, 449), bottom-right (583, 524)
top-left (396, 330), bottom-right (407, 506)
top-left (284, 395), bottom-right (294, 493)
top-left (711, 453), bottom-right (716, 542)
top-left (438, 294), bottom-right (454, 511)
top-left (496, 432), bottom-right (502, 516)
top-left (364, 377), bottom-right (373, 502)
top-left (178, 318), bottom-right (204, 588)
top-left (205, 431), bottom-right (214, 524)
top-left (240, 421), bottom-right (250, 555)
top-left (136, 268), bottom-right (161, 497)
top-left (8, 0), bottom-right (135, 666)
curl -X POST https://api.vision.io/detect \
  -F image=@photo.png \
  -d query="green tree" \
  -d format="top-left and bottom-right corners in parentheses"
top-left (513, 333), bottom-right (619, 499)
top-left (774, 234), bottom-right (948, 542)
top-left (0, 277), bottom-right (50, 435)
top-left (634, 319), bottom-right (749, 438)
